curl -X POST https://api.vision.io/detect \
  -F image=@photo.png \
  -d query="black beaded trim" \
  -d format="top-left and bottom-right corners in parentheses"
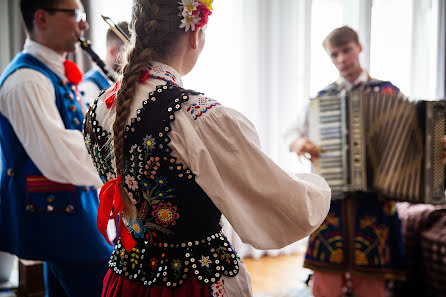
top-left (84, 95), bottom-right (110, 141)
top-left (85, 84), bottom-right (240, 287)
top-left (109, 231), bottom-right (240, 287)
top-left (83, 94), bottom-right (115, 182)
top-left (123, 84), bottom-right (199, 182)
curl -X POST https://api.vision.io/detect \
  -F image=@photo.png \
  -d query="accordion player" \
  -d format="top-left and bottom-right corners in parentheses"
top-left (309, 90), bottom-right (446, 204)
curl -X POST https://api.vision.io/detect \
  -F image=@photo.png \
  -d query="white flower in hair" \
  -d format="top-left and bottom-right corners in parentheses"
top-left (179, 11), bottom-right (201, 32)
top-left (178, 0), bottom-right (199, 15)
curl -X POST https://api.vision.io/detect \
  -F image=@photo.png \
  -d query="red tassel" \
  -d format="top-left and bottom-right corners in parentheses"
top-left (63, 60), bottom-right (83, 85)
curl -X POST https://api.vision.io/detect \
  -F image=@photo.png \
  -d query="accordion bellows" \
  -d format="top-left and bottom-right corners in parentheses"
top-left (309, 90), bottom-right (446, 204)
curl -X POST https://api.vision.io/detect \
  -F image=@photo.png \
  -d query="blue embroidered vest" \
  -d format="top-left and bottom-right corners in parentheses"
top-left (0, 53), bottom-right (113, 262)
top-left (83, 69), bottom-right (111, 91)
top-left (317, 78), bottom-right (399, 97)
top-left (83, 84), bottom-right (239, 288)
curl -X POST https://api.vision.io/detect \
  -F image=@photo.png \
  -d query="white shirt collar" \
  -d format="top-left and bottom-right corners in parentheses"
top-left (23, 38), bottom-right (67, 80)
top-left (336, 70), bottom-right (369, 90)
top-left (148, 61), bottom-right (184, 88)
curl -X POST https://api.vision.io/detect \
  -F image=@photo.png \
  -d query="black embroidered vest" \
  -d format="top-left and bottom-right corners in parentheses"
top-left (83, 84), bottom-right (239, 287)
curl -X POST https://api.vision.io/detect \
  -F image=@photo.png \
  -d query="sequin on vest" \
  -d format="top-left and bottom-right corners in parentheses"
top-left (83, 84), bottom-right (240, 288)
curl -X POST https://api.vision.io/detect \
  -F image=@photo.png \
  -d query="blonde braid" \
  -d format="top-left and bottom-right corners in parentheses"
top-left (112, 0), bottom-right (183, 217)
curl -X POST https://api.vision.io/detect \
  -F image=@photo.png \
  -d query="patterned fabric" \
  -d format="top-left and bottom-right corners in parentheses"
top-left (25, 175), bottom-right (76, 214)
top-left (83, 94), bottom-right (115, 184)
top-left (109, 232), bottom-right (238, 287)
top-left (186, 96), bottom-right (221, 120)
top-left (420, 212), bottom-right (446, 297)
top-left (396, 205), bottom-right (446, 297)
top-left (211, 279), bottom-right (230, 297)
top-left (146, 63), bottom-right (180, 86)
top-left (317, 79), bottom-right (399, 97)
top-left (83, 83), bottom-right (240, 290)
top-left (304, 79), bottom-right (406, 281)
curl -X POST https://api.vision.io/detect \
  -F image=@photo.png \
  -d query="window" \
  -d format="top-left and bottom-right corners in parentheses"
top-left (89, 0), bottom-right (133, 63)
top-left (87, 0), bottom-right (444, 168)
top-left (370, 0), bottom-right (439, 99)
top-left (310, 0), bottom-right (343, 96)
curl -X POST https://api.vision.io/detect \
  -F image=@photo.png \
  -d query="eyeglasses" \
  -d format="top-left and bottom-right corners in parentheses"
top-left (44, 8), bottom-right (87, 23)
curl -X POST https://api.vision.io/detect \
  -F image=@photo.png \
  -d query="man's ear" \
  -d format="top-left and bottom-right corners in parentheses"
top-left (109, 45), bottom-right (117, 58)
top-left (34, 9), bottom-right (49, 30)
top-left (188, 29), bottom-right (200, 49)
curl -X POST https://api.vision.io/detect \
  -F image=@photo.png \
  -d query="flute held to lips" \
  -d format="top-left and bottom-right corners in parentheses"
top-left (79, 37), bottom-right (119, 83)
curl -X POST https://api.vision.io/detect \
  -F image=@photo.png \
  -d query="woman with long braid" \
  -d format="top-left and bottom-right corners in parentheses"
top-left (83, 0), bottom-right (331, 296)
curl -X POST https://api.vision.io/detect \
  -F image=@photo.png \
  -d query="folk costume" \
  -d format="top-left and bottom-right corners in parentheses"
top-left (0, 39), bottom-right (113, 297)
top-left (84, 59), bottom-right (331, 297)
top-left (297, 71), bottom-right (407, 297)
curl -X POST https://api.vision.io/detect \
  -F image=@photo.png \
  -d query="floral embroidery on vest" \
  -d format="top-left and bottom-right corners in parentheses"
top-left (83, 83), bottom-right (239, 288)
top-left (83, 95), bottom-right (115, 183)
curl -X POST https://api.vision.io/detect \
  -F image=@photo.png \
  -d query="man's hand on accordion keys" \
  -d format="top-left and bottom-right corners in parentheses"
top-left (289, 137), bottom-right (321, 162)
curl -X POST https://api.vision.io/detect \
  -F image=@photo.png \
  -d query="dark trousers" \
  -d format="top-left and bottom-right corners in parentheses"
top-left (44, 260), bottom-right (109, 297)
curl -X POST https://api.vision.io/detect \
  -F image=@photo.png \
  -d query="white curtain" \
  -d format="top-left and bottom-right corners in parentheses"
top-left (183, 0), bottom-right (311, 171)
top-left (89, 0), bottom-right (133, 63)
top-left (183, 0), bottom-right (313, 258)
top-left (409, 0), bottom-right (440, 99)
top-left (370, 0), bottom-right (442, 99)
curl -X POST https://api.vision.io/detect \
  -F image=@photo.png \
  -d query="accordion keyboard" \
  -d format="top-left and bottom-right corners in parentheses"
top-left (309, 95), bottom-right (347, 195)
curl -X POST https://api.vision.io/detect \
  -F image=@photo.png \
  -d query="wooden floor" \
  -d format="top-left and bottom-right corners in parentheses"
top-left (243, 253), bottom-right (310, 294)
top-left (0, 253), bottom-right (311, 297)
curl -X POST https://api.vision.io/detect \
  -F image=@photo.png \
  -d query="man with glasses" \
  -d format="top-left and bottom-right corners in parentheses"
top-left (0, 1), bottom-right (113, 296)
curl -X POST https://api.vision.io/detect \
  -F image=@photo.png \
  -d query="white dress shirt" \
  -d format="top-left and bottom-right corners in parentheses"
top-left (0, 38), bottom-right (102, 187)
top-left (336, 69), bottom-right (369, 91)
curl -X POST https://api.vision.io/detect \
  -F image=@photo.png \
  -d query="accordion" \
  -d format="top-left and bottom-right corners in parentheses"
top-left (309, 90), bottom-right (446, 204)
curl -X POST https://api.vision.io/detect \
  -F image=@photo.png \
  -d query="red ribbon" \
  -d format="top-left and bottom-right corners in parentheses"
top-left (97, 176), bottom-right (137, 252)
top-left (119, 216), bottom-right (137, 252)
top-left (103, 81), bottom-right (121, 109)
